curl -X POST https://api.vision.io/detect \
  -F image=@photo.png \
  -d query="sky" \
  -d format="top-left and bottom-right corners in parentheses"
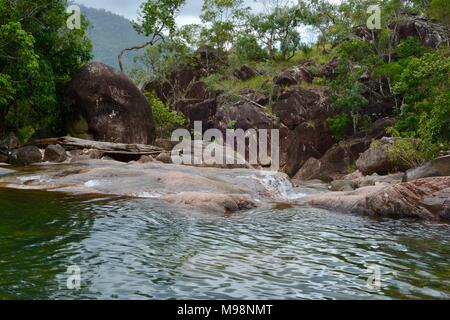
top-left (75, 0), bottom-right (267, 26)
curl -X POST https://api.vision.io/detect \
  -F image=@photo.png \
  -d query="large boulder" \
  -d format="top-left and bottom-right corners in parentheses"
top-left (282, 122), bottom-right (335, 177)
top-left (233, 65), bottom-right (259, 81)
top-left (404, 155), bottom-right (450, 182)
top-left (274, 60), bottom-right (319, 86)
top-left (175, 98), bottom-right (217, 132)
top-left (356, 137), bottom-right (412, 176)
top-left (395, 15), bottom-right (450, 48)
top-left (64, 62), bottom-right (156, 144)
top-left (15, 146), bottom-right (43, 165)
top-left (272, 87), bottom-right (330, 130)
top-left (304, 177), bottom-right (450, 221)
top-left (294, 137), bottom-right (370, 182)
top-left (44, 144), bottom-right (67, 163)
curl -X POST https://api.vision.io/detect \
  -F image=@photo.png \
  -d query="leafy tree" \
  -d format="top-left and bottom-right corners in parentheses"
top-left (0, 0), bottom-right (92, 139)
top-left (200, 0), bottom-right (250, 57)
top-left (429, 0), bottom-right (450, 25)
top-left (118, 0), bottom-right (186, 72)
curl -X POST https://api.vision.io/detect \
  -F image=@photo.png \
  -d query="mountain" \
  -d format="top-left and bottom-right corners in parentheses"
top-left (79, 5), bottom-right (148, 69)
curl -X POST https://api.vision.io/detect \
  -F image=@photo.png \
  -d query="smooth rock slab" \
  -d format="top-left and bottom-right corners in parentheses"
top-left (163, 192), bottom-right (257, 214)
top-left (303, 177), bottom-right (450, 221)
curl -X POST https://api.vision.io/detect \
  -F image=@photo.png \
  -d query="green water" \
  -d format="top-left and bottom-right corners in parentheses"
top-left (0, 188), bottom-right (449, 300)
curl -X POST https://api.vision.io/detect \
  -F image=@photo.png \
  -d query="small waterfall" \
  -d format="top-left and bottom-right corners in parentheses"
top-left (253, 171), bottom-right (306, 200)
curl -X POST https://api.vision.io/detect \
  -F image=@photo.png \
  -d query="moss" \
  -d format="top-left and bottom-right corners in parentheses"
top-left (67, 116), bottom-right (90, 139)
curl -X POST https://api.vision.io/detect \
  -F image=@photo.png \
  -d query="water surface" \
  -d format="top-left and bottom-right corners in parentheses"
top-left (0, 188), bottom-right (449, 300)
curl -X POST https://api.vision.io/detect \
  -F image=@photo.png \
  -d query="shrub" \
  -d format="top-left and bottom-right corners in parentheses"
top-left (327, 114), bottom-right (351, 142)
top-left (145, 93), bottom-right (185, 138)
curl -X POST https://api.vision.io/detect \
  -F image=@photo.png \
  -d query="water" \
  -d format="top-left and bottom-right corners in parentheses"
top-left (0, 188), bottom-right (449, 300)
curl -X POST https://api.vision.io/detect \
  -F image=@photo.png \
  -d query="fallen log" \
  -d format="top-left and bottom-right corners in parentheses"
top-left (28, 136), bottom-right (166, 156)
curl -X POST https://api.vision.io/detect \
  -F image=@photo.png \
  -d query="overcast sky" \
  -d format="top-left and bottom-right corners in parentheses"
top-left (75, 0), bottom-right (267, 25)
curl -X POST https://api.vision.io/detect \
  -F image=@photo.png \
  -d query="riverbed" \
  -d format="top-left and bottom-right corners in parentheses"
top-left (0, 161), bottom-right (449, 299)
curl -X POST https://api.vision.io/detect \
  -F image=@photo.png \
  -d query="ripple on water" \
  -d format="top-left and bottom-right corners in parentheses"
top-left (0, 190), bottom-right (449, 300)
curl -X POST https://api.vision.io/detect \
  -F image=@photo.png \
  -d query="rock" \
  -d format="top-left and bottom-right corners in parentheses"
top-left (175, 98), bottom-right (217, 131)
top-left (64, 62), bottom-right (156, 144)
top-left (0, 152), bottom-right (8, 163)
top-left (156, 152), bottom-right (173, 164)
top-left (282, 121), bottom-right (334, 177)
top-left (274, 61), bottom-right (319, 86)
top-left (215, 100), bottom-right (275, 132)
top-left (293, 157), bottom-right (322, 181)
top-left (294, 138), bottom-right (370, 182)
top-left (304, 177), bottom-right (450, 221)
top-left (69, 149), bottom-right (103, 162)
top-left (0, 167), bottom-right (15, 176)
top-left (15, 146), bottom-right (43, 165)
top-left (320, 59), bottom-right (338, 80)
top-left (330, 180), bottom-right (358, 191)
top-left (185, 81), bottom-right (211, 100)
top-left (233, 65), bottom-right (259, 80)
top-left (163, 192), bottom-right (257, 214)
top-left (239, 89), bottom-right (269, 106)
top-left (395, 15), bottom-right (450, 48)
top-left (272, 87), bottom-right (329, 130)
top-left (0, 133), bottom-right (20, 150)
top-left (138, 155), bottom-right (154, 164)
top-left (365, 117), bottom-right (396, 139)
top-left (356, 137), bottom-right (411, 175)
top-left (44, 144), bottom-right (67, 163)
top-left (404, 155), bottom-right (450, 182)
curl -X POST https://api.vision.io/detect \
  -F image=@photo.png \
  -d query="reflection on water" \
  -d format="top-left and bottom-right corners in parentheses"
top-left (0, 188), bottom-right (449, 300)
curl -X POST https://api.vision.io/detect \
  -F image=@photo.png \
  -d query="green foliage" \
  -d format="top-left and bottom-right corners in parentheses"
top-left (429, 0), bottom-right (450, 25)
top-left (327, 114), bottom-right (351, 142)
top-left (0, 0), bottom-right (92, 138)
top-left (145, 93), bottom-right (185, 138)
top-left (386, 128), bottom-right (433, 166)
top-left (393, 50), bottom-right (450, 147)
top-left (233, 34), bottom-right (268, 63)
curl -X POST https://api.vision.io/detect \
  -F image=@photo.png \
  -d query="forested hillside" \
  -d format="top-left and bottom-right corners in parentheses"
top-left (80, 5), bottom-right (148, 69)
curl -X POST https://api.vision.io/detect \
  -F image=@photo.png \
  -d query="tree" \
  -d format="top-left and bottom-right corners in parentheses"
top-left (200, 0), bottom-right (250, 56)
top-left (429, 0), bottom-right (450, 25)
top-left (246, 0), bottom-right (304, 61)
top-left (0, 0), bottom-right (92, 139)
top-left (118, 0), bottom-right (186, 72)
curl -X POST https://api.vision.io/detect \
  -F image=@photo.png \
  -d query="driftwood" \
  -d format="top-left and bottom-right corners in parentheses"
top-left (29, 136), bottom-right (166, 156)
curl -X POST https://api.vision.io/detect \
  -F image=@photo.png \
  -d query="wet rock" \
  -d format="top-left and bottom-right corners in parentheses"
top-left (233, 65), bottom-right (259, 80)
top-left (64, 62), bottom-right (156, 144)
top-left (330, 180), bottom-right (358, 192)
top-left (403, 155), bottom-right (450, 182)
top-left (155, 153), bottom-right (173, 164)
top-left (69, 149), bottom-right (103, 162)
top-left (0, 167), bottom-right (15, 176)
top-left (304, 177), bottom-right (450, 221)
top-left (138, 155), bottom-right (154, 164)
top-left (15, 146), bottom-right (43, 165)
top-left (0, 152), bottom-right (8, 163)
top-left (44, 144), bottom-right (67, 163)
top-left (163, 192), bottom-right (257, 214)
